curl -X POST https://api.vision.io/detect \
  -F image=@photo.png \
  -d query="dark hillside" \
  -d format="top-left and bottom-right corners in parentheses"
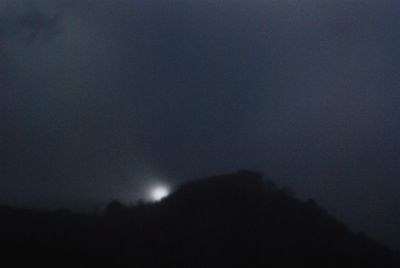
top-left (1, 171), bottom-right (399, 267)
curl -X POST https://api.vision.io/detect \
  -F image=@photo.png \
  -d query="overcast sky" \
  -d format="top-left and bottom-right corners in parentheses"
top-left (1, 0), bottom-right (400, 249)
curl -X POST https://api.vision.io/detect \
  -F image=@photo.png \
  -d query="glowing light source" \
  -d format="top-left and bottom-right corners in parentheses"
top-left (149, 184), bottom-right (170, 201)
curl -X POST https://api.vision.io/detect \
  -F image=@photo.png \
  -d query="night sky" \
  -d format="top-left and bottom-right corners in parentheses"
top-left (1, 1), bottom-right (400, 249)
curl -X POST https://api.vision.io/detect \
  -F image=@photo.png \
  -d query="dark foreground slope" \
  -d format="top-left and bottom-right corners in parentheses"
top-left (1, 171), bottom-right (399, 267)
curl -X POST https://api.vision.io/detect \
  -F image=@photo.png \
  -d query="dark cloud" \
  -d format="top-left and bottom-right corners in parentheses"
top-left (2, 0), bottom-right (400, 249)
top-left (0, 2), bottom-right (64, 42)
top-left (18, 11), bottom-right (63, 40)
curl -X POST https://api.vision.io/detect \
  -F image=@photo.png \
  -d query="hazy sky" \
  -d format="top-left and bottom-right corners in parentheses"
top-left (1, 0), bottom-right (400, 248)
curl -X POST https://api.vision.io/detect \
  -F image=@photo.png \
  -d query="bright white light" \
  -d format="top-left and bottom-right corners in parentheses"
top-left (149, 185), bottom-right (170, 201)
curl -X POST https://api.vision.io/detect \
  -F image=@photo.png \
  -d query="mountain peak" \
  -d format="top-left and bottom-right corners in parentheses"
top-left (2, 171), bottom-right (399, 267)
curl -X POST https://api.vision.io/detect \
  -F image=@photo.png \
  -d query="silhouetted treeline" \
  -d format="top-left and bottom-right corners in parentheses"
top-left (1, 171), bottom-right (399, 267)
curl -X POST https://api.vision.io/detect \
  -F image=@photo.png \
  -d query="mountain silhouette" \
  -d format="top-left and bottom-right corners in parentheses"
top-left (1, 170), bottom-right (399, 267)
